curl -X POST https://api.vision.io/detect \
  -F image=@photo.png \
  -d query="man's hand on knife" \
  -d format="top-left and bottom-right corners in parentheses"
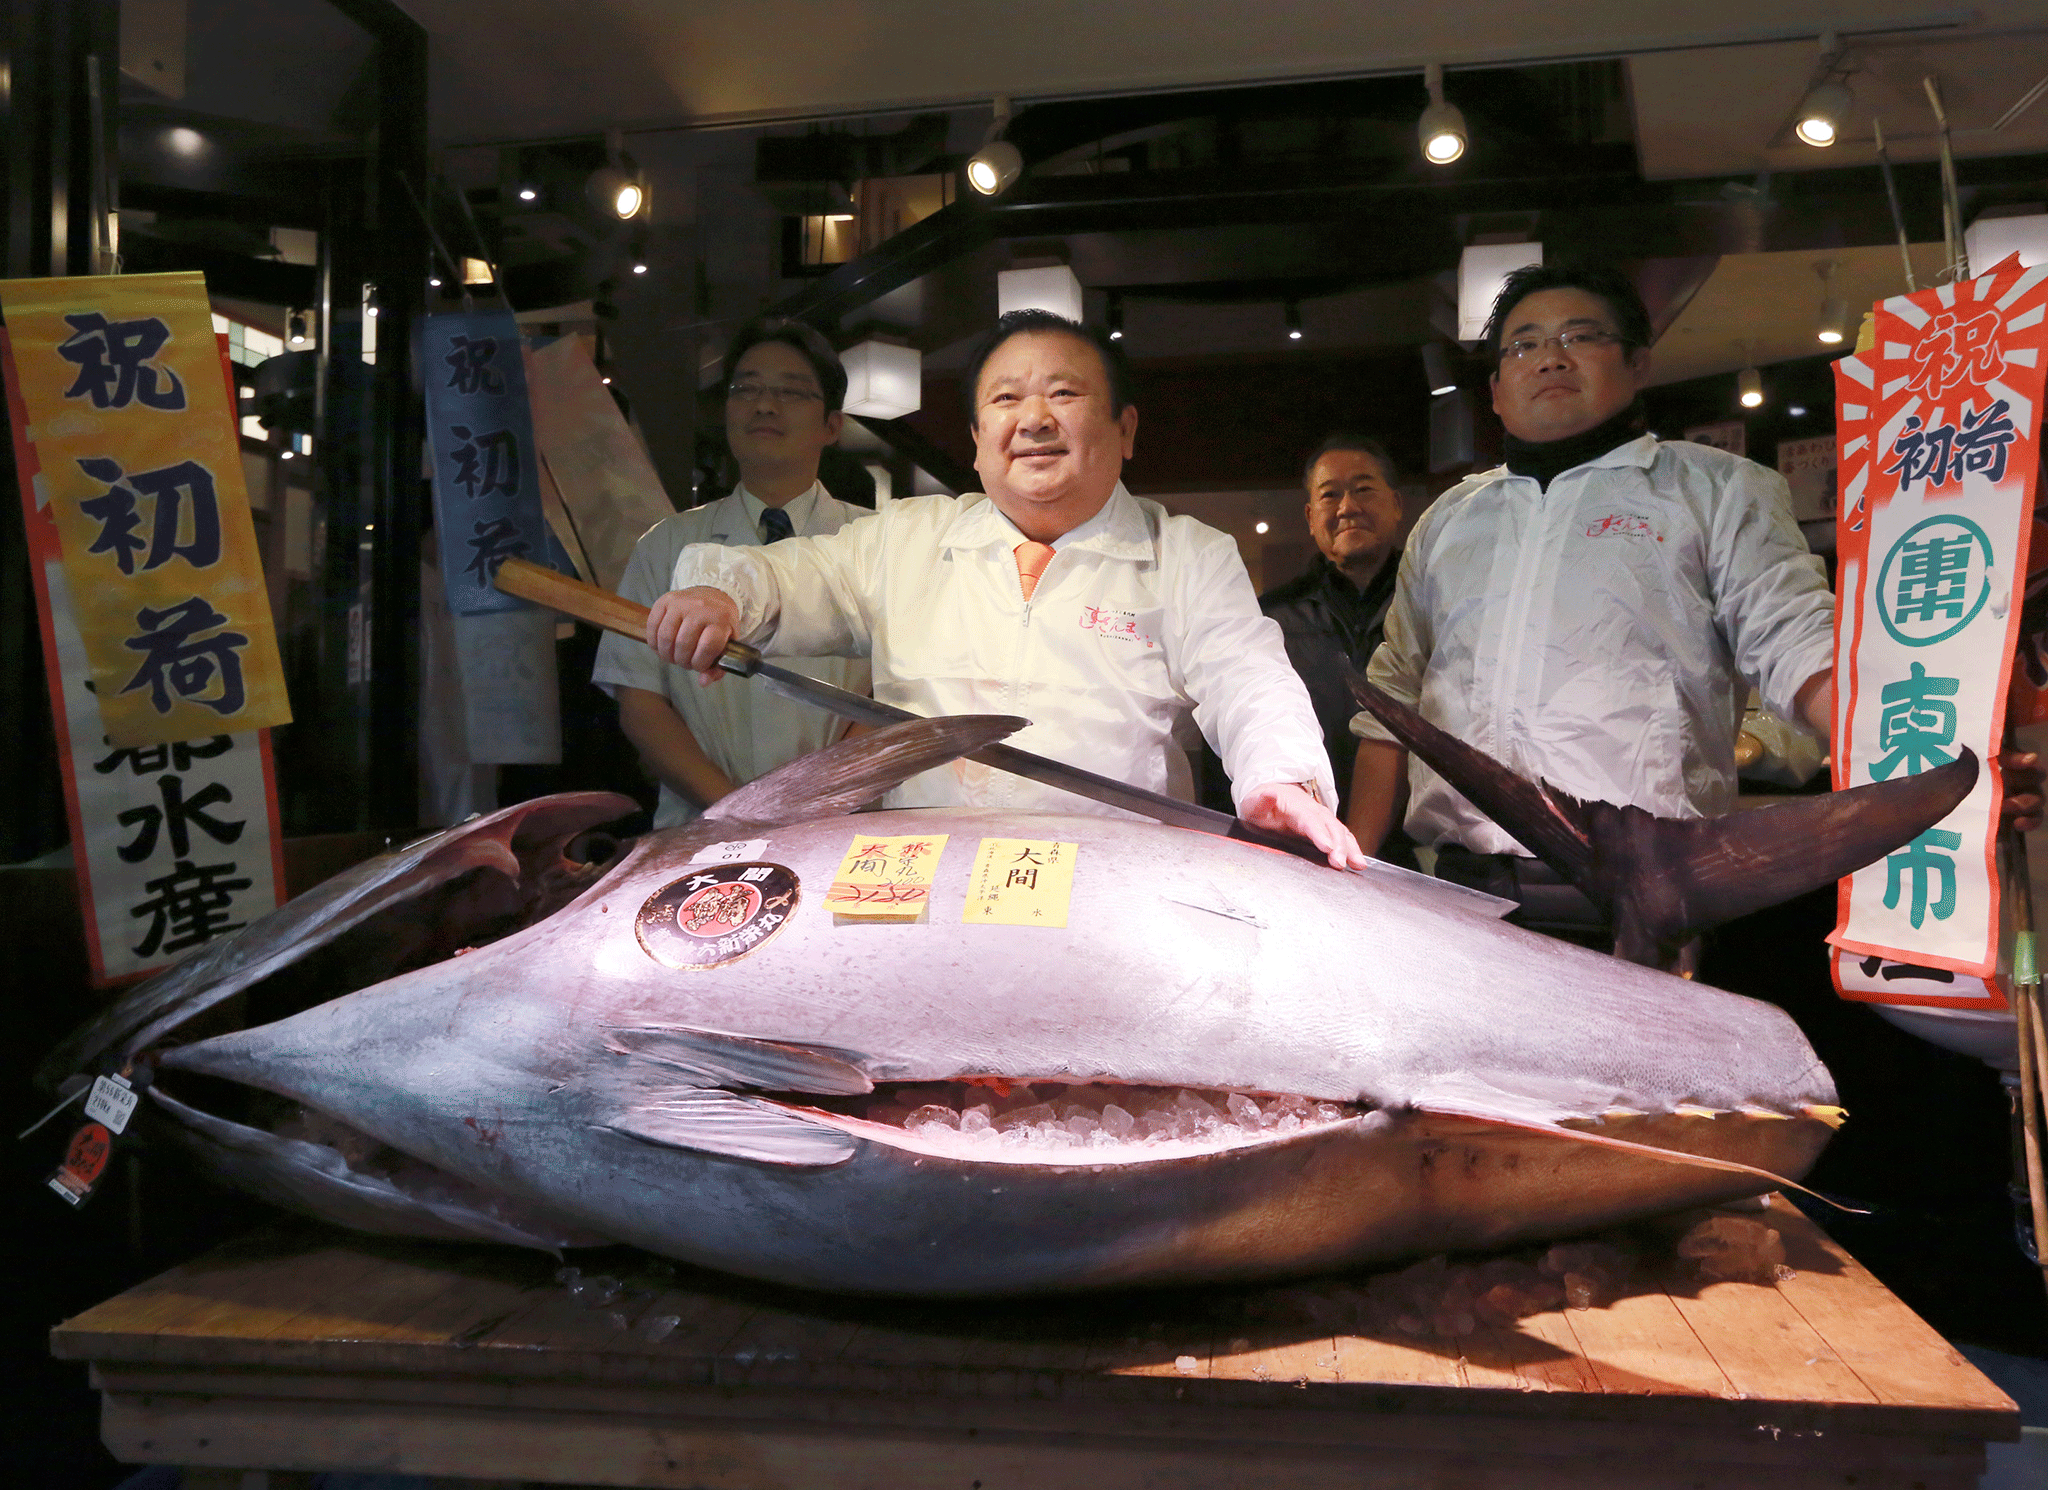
top-left (1239, 782), bottom-right (1371, 871)
top-left (647, 587), bottom-right (743, 683)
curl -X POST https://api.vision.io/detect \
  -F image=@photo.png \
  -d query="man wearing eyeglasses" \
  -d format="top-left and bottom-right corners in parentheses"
top-left (1346, 262), bottom-right (1843, 941)
top-left (640, 309), bottom-right (1366, 869)
top-left (592, 316), bottom-right (871, 827)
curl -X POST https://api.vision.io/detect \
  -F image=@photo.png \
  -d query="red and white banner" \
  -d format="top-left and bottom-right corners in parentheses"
top-left (6, 326), bottom-right (283, 986)
top-left (1828, 257), bottom-right (2047, 1002)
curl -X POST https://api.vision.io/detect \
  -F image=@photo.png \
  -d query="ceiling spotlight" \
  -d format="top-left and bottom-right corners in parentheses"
top-left (1422, 342), bottom-right (1458, 396)
top-left (967, 140), bottom-right (1023, 197)
top-left (1789, 404), bottom-right (1808, 417)
top-left (1814, 260), bottom-right (1849, 344)
top-left (287, 311), bottom-right (308, 346)
top-left (1794, 79), bottom-right (1853, 148)
top-left (1108, 292), bottom-right (1124, 341)
top-left (1738, 365), bottom-right (1764, 409)
top-left (586, 165), bottom-right (646, 220)
top-left (428, 276), bottom-right (442, 288)
top-left (1417, 63), bottom-right (1468, 165)
top-left (1285, 301), bottom-right (1302, 342)
top-left (1255, 521), bottom-right (1270, 535)
top-left (631, 262), bottom-right (648, 275)
top-left (517, 185), bottom-right (538, 202)
top-left (967, 97), bottom-right (1023, 197)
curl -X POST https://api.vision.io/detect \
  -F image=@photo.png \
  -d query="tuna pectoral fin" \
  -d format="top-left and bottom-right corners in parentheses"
top-left (598, 1091), bottom-right (858, 1167)
top-left (606, 1024), bottom-right (873, 1095)
top-left (703, 714), bottom-right (1028, 829)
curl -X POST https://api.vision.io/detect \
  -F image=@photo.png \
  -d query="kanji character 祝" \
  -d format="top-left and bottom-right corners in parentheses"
top-left (56, 312), bottom-right (187, 411)
top-left (443, 334), bottom-right (505, 396)
top-left (119, 597), bottom-right (249, 717)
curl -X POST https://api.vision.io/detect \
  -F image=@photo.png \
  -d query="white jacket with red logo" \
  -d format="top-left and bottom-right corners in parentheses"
top-left (671, 485), bottom-right (1333, 815)
top-left (1357, 434), bottom-right (1834, 854)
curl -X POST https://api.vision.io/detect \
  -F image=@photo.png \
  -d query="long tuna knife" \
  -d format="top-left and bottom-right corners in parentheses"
top-left (490, 557), bottom-right (1513, 909)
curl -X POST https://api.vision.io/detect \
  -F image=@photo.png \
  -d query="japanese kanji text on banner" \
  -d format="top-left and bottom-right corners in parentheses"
top-left (1830, 257), bottom-right (2047, 994)
top-left (0, 271), bottom-right (288, 746)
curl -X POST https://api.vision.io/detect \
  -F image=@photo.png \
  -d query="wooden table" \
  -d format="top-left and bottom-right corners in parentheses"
top-left (53, 1197), bottom-right (2019, 1490)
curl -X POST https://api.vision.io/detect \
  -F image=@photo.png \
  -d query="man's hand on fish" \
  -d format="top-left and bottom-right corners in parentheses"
top-left (1239, 782), bottom-right (1371, 870)
top-left (647, 586), bottom-right (742, 684)
top-left (2003, 747), bottom-right (2043, 833)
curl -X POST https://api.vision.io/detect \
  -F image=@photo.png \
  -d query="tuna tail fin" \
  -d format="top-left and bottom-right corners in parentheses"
top-left (704, 713), bottom-right (1028, 829)
top-left (1348, 675), bottom-right (1978, 968)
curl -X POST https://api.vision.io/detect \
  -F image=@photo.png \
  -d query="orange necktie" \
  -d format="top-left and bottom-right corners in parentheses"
top-left (1014, 540), bottom-right (1055, 600)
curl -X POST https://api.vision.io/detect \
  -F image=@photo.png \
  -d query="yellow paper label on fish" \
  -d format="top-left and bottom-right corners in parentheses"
top-left (963, 838), bottom-right (1078, 927)
top-left (826, 833), bottom-right (949, 921)
top-left (0, 270), bottom-right (287, 745)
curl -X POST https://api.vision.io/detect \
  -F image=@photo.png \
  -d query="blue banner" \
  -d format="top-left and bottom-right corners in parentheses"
top-left (420, 312), bottom-right (559, 616)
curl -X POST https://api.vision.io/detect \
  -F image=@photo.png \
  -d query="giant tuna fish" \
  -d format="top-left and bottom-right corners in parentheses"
top-left (43, 703), bottom-right (1975, 1297)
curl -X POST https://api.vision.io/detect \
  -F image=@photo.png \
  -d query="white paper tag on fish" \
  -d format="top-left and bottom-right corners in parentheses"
top-left (689, 839), bottom-right (769, 866)
top-left (83, 1074), bottom-right (137, 1135)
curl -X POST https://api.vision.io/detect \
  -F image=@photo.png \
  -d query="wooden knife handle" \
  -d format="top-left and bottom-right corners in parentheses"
top-left (491, 557), bottom-right (763, 674)
top-left (493, 557), bottom-right (650, 641)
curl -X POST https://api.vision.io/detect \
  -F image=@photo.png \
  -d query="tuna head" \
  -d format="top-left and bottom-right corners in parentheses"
top-left (129, 715), bottom-right (1845, 1295)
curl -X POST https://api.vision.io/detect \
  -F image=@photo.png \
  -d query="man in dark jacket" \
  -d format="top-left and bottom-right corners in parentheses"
top-left (1259, 433), bottom-right (1407, 838)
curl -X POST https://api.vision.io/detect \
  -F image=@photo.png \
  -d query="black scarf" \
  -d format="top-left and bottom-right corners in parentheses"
top-left (1503, 401), bottom-right (1648, 491)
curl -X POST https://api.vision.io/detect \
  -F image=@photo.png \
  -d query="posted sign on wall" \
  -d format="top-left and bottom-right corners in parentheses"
top-left (0, 271), bottom-right (288, 746)
top-left (1830, 258), bottom-right (2047, 1000)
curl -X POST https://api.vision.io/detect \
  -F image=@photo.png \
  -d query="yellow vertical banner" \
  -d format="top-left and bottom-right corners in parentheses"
top-left (0, 271), bottom-right (288, 745)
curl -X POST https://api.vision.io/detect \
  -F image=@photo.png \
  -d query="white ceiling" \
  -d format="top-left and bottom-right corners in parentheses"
top-left (396, 0), bottom-right (2046, 144)
top-left (1646, 241), bottom-right (1955, 385)
top-left (1630, 29), bottom-right (2048, 179)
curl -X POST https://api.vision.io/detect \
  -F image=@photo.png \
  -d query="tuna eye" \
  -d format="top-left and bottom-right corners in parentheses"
top-left (566, 830), bottom-right (622, 867)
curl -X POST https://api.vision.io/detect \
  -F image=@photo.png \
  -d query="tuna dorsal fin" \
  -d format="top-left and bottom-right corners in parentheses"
top-left (596, 1091), bottom-right (858, 1168)
top-left (1349, 674), bottom-right (1979, 968)
top-left (703, 714), bottom-right (1027, 829)
top-left (1347, 676), bottom-right (1594, 879)
top-left (1565, 751), bottom-right (1979, 966)
top-left (606, 1024), bottom-right (873, 1095)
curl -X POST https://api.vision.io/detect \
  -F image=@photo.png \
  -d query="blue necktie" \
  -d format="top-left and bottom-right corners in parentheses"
top-left (760, 507), bottom-right (794, 543)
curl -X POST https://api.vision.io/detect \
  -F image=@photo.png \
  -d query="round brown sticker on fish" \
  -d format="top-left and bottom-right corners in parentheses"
top-left (637, 863), bottom-right (800, 970)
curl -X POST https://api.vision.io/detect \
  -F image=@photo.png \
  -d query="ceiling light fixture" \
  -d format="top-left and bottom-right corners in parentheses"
top-left (586, 165), bottom-right (647, 220)
top-left (288, 311), bottom-right (308, 346)
top-left (1108, 292), bottom-right (1124, 341)
top-left (1794, 40), bottom-right (1854, 149)
top-left (428, 276), bottom-right (442, 288)
top-left (1417, 64), bottom-right (1468, 165)
top-left (1255, 521), bottom-right (1270, 535)
top-left (632, 262), bottom-right (648, 275)
top-left (967, 97), bottom-right (1023, 197)
top-left (1285, 301), bottom-right (1303, 342)
top-left (1422, 342), bottom-right (1458, 396)
top-left (1738, 347), bottom-right (1765, 409)
top-left (517, 185), bottom-right (538, 202)
top-left (1815, 260), bottom-right (1848, 344)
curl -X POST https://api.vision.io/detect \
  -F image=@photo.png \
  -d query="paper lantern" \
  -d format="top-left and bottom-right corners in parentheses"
top-left (1457, 242), bottom-right (1543, 344)
top-left (997, 265), bottom-right (1085, 322)
top-left (841, 340), bottom-right (921, 420)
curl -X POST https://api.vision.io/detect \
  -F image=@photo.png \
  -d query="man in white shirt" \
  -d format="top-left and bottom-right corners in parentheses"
top-left (642, 310), bottom-right (1366, 869)
top-left (592, 317), bottom-right (871, 827)
top-left (1348, 262), bottom-right (2037, 931)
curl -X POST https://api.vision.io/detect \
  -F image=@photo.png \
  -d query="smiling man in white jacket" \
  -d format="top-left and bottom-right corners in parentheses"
top-left (642, 309), bottom-right (1367, 869)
